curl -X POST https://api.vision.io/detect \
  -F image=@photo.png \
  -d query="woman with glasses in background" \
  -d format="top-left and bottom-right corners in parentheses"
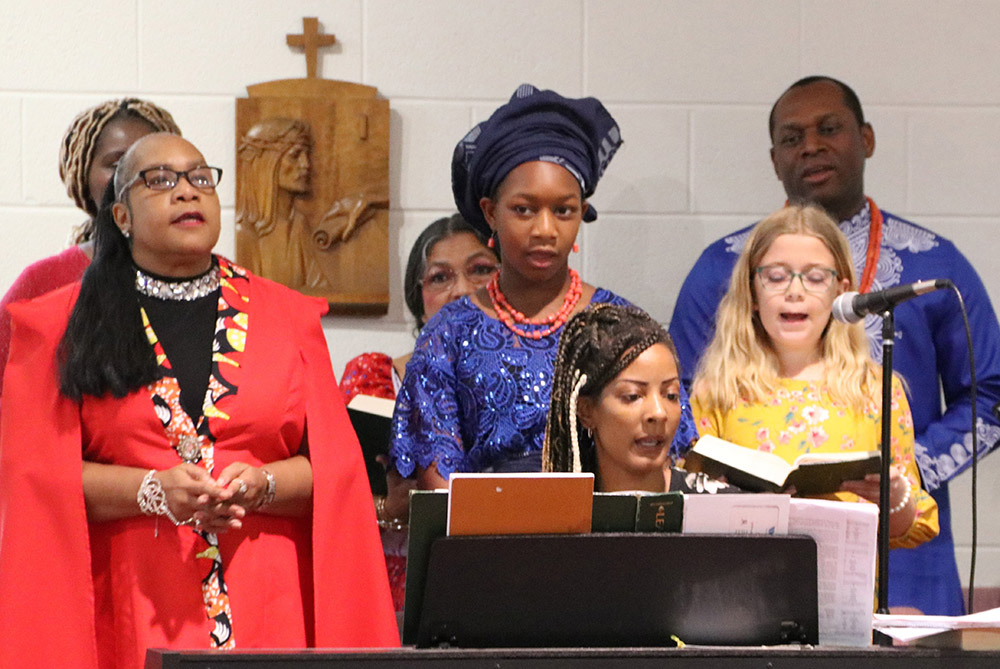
top-left (339, 212), bottom-right (498, 612)
top-left (340, 213), bottom-right (498, 403)
top-left (689, 204), bottom-right (938, 548)
top-left (0, 133), bottom-right (397, 669)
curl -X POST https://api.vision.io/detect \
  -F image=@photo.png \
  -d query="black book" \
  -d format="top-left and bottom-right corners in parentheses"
top-left (590, 491), bottom-right (684, 532)
top-left (346, 394), bottom-right (395, 496)
top-left (685, 435), bottom-right (881, 495)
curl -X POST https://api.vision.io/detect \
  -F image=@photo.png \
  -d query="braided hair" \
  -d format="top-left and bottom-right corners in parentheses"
top-left (59, 98), bottom-right (180, 238)
top-left (542, 304), bottom-right (679, 476)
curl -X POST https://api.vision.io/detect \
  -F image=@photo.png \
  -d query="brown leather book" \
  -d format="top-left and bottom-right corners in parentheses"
top-left (447, 473), bottom-right (594, 536)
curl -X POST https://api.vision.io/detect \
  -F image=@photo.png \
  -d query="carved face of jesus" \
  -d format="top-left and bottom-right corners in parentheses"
top-left (278, 143), bottom-right (310, 194)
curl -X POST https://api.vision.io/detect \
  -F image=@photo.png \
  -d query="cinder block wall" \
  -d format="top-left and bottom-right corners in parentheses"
top-left (2, 0), bottom-right (998, 596)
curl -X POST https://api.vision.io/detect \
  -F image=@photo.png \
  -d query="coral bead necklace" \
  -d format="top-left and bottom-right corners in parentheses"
top-left (487, 269), bottom-right (583, 340)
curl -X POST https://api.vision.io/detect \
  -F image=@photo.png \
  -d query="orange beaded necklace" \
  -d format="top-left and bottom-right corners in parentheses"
top-left (783, 196), bottom-right (882, 293)
top-left (487, 269), bottom-right (583, 340)
top-left (858, 197), bottom-right (883, 294)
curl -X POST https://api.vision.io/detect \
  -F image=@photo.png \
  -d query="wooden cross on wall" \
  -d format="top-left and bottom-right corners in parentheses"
top-left (286, 17), bottom-right (337, 79)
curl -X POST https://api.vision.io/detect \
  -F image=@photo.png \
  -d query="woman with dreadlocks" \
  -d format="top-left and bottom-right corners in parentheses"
top-left (0, 98), bottom-right (180, 391)
top-left (542, 304), bottom-right (720, 493)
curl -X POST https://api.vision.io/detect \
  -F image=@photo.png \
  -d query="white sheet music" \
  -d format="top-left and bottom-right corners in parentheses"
top-left (788, 498), bottom-right (878, 647)
top-left (681, 493), bottom-right (790, 535)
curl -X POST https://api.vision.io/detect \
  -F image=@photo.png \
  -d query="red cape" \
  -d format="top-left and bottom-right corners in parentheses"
top-left (0, 272), bottom-right (398, 668)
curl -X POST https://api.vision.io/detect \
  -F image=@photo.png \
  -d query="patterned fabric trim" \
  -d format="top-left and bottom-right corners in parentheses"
top-left (141, 256), bottom-right (251, 650)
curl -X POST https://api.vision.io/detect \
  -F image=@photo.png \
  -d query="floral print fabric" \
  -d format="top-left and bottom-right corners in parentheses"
top-left (691, 376), bottom-right (938, 549)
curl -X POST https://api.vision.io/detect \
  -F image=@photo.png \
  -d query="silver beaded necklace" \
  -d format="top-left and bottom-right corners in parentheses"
top-left (135, 264), bottom-right (220, 301)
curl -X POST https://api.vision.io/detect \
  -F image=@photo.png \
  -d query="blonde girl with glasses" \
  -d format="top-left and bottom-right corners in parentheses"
top-left (691, 204), bottom-right (938, 547)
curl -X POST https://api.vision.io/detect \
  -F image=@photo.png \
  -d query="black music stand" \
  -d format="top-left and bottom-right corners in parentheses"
top-left (403, 492), bottom-right (818, 648)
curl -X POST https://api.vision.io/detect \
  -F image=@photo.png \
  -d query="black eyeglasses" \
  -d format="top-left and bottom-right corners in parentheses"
top-left (120, 166), bottom-right (223, 197)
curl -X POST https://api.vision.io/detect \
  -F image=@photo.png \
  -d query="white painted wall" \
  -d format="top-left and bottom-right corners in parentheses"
top-left (2, 0), bottom-right (998, 594)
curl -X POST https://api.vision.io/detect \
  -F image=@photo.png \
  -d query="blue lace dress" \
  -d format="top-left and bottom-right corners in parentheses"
top-left (390, 289), bottom-right (699, 478)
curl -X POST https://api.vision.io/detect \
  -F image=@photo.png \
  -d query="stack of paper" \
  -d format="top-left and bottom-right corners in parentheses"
top-left (874, 607), bottom-right (1000, 649)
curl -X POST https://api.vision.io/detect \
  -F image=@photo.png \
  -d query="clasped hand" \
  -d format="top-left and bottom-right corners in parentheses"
top-left (156, 462), bottom-right (269, 533)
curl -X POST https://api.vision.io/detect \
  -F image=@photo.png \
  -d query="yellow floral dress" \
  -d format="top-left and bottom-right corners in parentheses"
top-left (691, 376), bottom-right (938, 549)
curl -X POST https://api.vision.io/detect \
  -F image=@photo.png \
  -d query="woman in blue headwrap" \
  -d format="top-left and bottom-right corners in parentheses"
top-left (390, 85), bottom-right (698, 488)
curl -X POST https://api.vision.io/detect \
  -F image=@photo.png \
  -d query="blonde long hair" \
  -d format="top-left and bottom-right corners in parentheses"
top-left (694, 205), bottom-right (878, 413)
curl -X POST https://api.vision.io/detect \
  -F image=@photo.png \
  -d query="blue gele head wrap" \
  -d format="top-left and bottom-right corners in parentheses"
top-left (452, 83), bottom-right (623, 237)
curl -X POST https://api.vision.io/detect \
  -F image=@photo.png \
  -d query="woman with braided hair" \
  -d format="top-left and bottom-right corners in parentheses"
top-left (542, 304), bottom-right (716, 493)
top-left (0, 98), bottom-right (180, 391)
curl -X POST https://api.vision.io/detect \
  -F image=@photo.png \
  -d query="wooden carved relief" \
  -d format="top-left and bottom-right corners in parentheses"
top-left (235, 18), bottom-right (390, 314)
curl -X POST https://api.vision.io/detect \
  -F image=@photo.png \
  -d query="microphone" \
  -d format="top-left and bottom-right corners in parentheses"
top-left (832, 279), bottom-right (952, 323)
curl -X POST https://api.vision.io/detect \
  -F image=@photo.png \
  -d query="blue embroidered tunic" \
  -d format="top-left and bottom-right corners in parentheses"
top-left (668, 201), bottom-right (1000, 615)
top-left (391, 289), bottom-right (699, 479)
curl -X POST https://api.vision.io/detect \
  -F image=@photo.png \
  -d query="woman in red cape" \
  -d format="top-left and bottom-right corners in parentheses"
top-left (0, 133), bottom-right (397, 669)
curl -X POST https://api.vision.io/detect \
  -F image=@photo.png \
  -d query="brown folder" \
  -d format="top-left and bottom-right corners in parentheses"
top-left (446, 473), bottom-right (594, 536)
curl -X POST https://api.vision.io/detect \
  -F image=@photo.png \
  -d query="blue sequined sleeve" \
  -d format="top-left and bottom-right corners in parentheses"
top-left (388, 307), bottom-right (467, 479)
top-left (389, 289), bottom-right (698, 478)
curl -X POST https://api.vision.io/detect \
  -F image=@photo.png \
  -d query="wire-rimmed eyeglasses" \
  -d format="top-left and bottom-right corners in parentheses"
top-left (421, 262), bottom-right (499, 294)
top-left (754, 264), bottom-right (839, 293)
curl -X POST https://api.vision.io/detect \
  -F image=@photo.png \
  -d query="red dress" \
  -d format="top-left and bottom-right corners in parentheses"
top-left (340, 352), bottom-right (407, 612)
top-left (0, 262), bottom-right (398, 669)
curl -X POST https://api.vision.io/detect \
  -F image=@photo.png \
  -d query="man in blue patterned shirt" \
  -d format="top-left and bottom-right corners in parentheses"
top-left (669, 76), bottom-right (1000, 615)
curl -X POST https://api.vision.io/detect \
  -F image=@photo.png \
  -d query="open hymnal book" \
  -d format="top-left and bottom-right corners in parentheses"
top-left (684, 435), bottom-right (881, 495)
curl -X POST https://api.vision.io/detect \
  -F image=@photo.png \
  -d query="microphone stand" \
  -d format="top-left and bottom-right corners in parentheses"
top-left (875, 308), bottom-right (894, 645)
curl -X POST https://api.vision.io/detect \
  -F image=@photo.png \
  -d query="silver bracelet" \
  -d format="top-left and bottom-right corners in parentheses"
top-left (260, 468), bottom-right (277, 508)
top-left (137, 469), bottom-right (194, 527)
top-left (889, 482), bottom-right (912, 515)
